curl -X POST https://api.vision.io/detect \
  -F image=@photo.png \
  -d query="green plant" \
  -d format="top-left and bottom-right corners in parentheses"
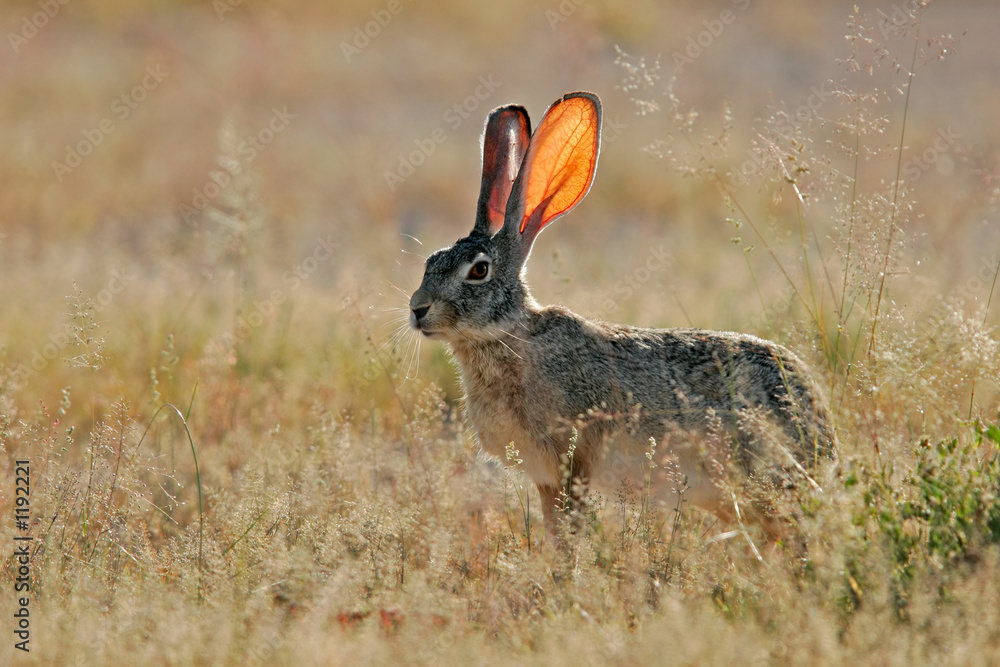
top-left (858, 420), bottom-right (1000, 611)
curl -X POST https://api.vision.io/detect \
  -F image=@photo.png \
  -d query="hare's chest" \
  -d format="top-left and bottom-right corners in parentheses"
top-left (463, 390), bottom-right (529, 457)
top-left (462, 382), bottom-right (563, 487)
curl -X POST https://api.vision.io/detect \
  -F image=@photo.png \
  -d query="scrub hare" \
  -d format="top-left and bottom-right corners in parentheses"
top-left (409, 92), bottom-right (835, 538)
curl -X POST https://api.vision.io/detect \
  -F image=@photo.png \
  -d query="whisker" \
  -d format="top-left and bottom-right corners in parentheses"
top-left (376, 309), bottom-right (412, 321)
top-left (398, 329), bottom-right (414, 379)
top-left (400, 248), bottom-right (428, 261)
top-left (399, 327), bottom-right (423, 382)
top-left (452, 324), bottom-right (526, 360)
top-left (382, 279), bottom-right (413, 299)
top-left (381, 312), bottom-right (412, 329)
top-left (495, 328), bottom-right (530, 345)
top-left (495, 336), bottom-right (522, 360)
top-left (373, 323), bottom-right (411, 358)
top-left (404, 330), bottom-right (421, 381)
top-left (374, 314), bottom-right (412, 332)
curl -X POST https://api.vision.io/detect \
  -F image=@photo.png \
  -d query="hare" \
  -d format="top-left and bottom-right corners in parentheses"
top-left (409, 91), bottom-right (836, 539)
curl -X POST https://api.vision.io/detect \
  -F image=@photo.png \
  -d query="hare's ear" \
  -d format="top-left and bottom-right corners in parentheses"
top-left (502, 92), bottom-right (601, 261)
top-left (472, 105), bottom-right (531, 237)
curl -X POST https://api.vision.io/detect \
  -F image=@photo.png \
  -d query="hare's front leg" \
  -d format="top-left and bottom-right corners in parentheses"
top-left (536, 485), bottom-right (563, 538)
top-left (536, 480), bottom-right (588, 539)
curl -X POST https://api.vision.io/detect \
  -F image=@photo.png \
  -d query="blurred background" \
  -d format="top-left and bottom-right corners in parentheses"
top-left (1, 0), bottom-right (998, 421)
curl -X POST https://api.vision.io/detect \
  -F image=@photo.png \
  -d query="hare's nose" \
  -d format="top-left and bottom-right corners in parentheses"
top-left (409, 289), bottom-right (432, 323)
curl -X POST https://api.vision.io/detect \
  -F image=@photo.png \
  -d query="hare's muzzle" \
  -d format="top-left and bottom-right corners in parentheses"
top-left (409, 289), bottom-right (433, 334)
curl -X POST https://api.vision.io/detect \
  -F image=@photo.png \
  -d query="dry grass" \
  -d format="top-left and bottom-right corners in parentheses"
top-left (2, 0), bottom-right (999, 664)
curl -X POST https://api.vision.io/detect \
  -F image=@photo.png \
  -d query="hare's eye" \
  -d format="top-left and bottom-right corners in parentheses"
top-left (466, 260), bottom-right (490, 282)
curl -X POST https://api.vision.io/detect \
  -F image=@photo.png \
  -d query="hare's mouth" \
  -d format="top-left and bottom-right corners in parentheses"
top-left (409, 302), bottom-right (450, 340)
top-left (417, 328), bottom-right (446, 339)
top-left (410, 320), bottom-right (443, 338)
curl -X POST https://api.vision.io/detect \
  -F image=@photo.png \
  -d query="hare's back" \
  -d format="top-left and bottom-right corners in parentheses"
top-left (613, 326), bottom-right (820, 413)
top-left (528, 309), bottom-right (819, 424)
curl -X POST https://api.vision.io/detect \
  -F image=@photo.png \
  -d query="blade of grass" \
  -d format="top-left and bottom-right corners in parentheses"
top-left (185, 380), bottom-right (199, 422)
top-left (222, 507), bottom-right (269, 557)
top-left (967, 254), bottom-right (1000, 419)
top-left (135, 403), bottom-right (205, 572)
top-left (868, 14), bottom-right (922, 358)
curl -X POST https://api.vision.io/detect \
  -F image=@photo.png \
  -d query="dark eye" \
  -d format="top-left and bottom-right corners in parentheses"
top-left (467, 260), bottom-right (490, 281)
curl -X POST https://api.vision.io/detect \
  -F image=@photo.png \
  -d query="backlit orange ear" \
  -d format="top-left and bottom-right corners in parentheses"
top-left (515, 93), bottom-right (601, 237)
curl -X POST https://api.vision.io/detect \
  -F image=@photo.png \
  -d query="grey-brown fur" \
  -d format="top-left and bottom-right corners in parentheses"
top-left (409, 92), bottom-right (836, 537)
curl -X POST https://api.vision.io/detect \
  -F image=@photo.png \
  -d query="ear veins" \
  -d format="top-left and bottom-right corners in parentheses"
top-left (517, 96), bottom-right (600, 235)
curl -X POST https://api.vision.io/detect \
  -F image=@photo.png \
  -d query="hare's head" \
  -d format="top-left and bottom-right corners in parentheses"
top-left (409, 92), bottom-right (602, 343)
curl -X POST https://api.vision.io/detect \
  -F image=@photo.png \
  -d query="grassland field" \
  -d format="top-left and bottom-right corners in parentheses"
top-left (1, 0), bottom-right (1000, 664)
